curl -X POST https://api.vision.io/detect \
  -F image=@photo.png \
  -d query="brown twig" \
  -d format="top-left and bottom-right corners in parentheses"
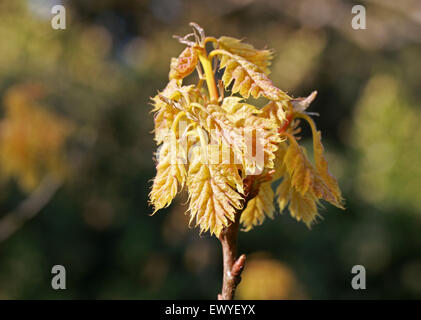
top-left (218, 212), bottom-right (245, 300)
top-left (217, 177), bottom-right (258, 300)
top-left (0, 175), bottom-right (61, 243)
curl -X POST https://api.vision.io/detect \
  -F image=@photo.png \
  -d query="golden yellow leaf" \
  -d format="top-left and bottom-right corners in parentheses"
top-left (169, 47), bottom-right (198, 80)
top-left (151, 81), bottom-right (203, 144)
top-left (206, 142), bottom-right (244, 194)
top-left (150, 142), bottom-right (186, 212)
top-left (288, 189), bottom-right (319, 227)
top-left (271, 142), bottom-right (288, 181)
top-left (187, 148), bottom-right (243, 236)
top-left (283, 137), bottom-right (317, 196)
top-left (220, 96), bottom-right (262, 125)
top-left (151, 80), bottom-right (181, 144)
top-left (149, 23), bottom-right (344, 235)
top-left (219, 97), bottom-right (281, 173)
top-left (243, 115), bottom-right (281, 173)
top-left (217, 36), bottom-right (273, 74)
top-left (192, 103), bottom-right (245, 162)
top-left (283, 135), bottom-right (334, 202)
top-left (217, 50), bottom-right (290, 103)
top-left (275, 132), bottom-right (342, 227)
top-left (261, 100), bottom-right (290, 124)
top-left (240, 182), bottom-right (275, 231)
top-left (296, 113), bottom-right (344, 209)
top-left (276, 174), bottom-right (291, 212)
top-left (313, 129), bottom-right (344, 208)
top-left (275, 173), bottom-right (319, 227)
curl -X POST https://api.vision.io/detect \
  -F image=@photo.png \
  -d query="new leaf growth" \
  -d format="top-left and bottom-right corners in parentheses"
top-left (150, 23), bottom-right (344, 237)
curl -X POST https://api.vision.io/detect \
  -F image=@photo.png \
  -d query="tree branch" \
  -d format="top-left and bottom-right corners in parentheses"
top-left (218, 213), bottom-right (245, 300)
top-left (218, 177), bottom-right (258, 300)
top-left (0, 175), bottom-right (61, 243)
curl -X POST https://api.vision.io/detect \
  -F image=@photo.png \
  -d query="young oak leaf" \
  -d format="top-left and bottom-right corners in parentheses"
top-left (151, 80), bottom-right (182, 144)
top-left (283, 135), bottom-right (337, 205)
top-left (217, 36), bottom-right (273, 74)
top-left (312, 125), bottom-right (344, 208)
top-left (275, 173), bottom-right (319, 227)
top-left (243, 115), bottom-right (281, 174)
top-left (189, 102), bottom-right (251, 172)
top-left (216, 50), bottom-right (290, 104)
top-left (261, 100), bottom-right (290, 125)
top-left (294, 113), bottom-right (344, 208)
top-left (152, 81), bottom-right (203, 144)
top-left (151, 79), bottom-right (180, 112)
top-left (240, 182), bottom-right (275, 231)
top-left (196, 102), bottom-right (280, 175)
top-left (270, 142), bottom-right (288, 181)
top-left (150, 142), bottom-right (187, 212)
top-left (149, 23), bottom-right (344, 235)
top-left (288, 188), bottom-right (319, 227)
top-left (220, 96), bottom-right (262, 125)
top-left (187, 148), bottom-right (243, 237)
top-left (274, 112), bottom-right (344, 227)
top-left (169, 46), bottom-right (198, 80)
top-left (153, 106), bottom-right (178, 145)
top-left (219, 97), bottom-right (281, 173)
top-left (207, 142), bottom-right (244, 194)
top-left (276, 173), bottom-right (291, 212)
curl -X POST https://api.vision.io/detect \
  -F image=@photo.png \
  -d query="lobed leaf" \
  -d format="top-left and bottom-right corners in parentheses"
top-left (169, 47), bottom-right (198, 80)
top-left (150, 142), bottom-right (187, 212)
top-left (240, 182), bottom-right (275, 231)
top-left (312, 129), bottom-right (344, 208)
top-left (220, 96), bottom-right (262, 125)
top-left (261, 100), bottom-right (290, 125)
top-left (217, 50), bottom-right (290, 103)
top-left (274, 131), bottom-right (343, 227)
top-left (151, 81), bottom-right (203, 144)
top-left (187, 148), bottom-right (243, 236)
top-left (288, 189), bottom-right (319, 227)
top-left (149, 24), bottom-right (344, 235)
top-left (217, 36), bottom-right (273, 74)
top-left (283, 135), bottom-right (337, 204)
top-left (243, 115), bottom-right (281, 173)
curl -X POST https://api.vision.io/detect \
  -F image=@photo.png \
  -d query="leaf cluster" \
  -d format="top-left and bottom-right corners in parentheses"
top-left (150, 23), bottom-right (343, 236)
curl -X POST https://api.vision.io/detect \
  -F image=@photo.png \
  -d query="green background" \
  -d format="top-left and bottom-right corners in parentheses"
top-left (0, 0), bottom-right (421, 299)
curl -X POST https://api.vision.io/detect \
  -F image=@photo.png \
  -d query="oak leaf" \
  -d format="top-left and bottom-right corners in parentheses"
top-left (217, 36), bottom-right (273, 74)
top-left (240, 182), bottom-right (275, 231)
top-left (187, 148), bottom-right (243, 236)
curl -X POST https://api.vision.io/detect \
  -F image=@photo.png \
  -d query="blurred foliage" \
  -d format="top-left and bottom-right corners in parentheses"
top-left (236, 253), bottom-right (305, 299)
top-left (352, 74), bottom-right (421, 212)
top-left (0, 84), bottom-right (72, 191)
top-left (0, 0), bottom-right (421, 299)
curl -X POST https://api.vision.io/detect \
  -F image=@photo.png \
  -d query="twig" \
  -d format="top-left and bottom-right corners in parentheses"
top-left (218, 214), bottom-right (246, 300)
top-left (0, 175), bottom-right (61, 243)
top-left (217, 177), bottom-right (258, 300)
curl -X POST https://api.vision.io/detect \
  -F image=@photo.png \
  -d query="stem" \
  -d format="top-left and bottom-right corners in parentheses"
top-left (217, 178), bottom-right (256, 300)
top-left (171, 111), bottom-right (186, 134)
top-left (198, 52), bottom-right (219, 102)
top-left (278, 112), bottom-right (294, 134)
top-left (207, 49), bottom-right (227, 61)
top-left (295, 112), bottom-right (318, 136)
top-left (218, 212), bottom-right (245, 300)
